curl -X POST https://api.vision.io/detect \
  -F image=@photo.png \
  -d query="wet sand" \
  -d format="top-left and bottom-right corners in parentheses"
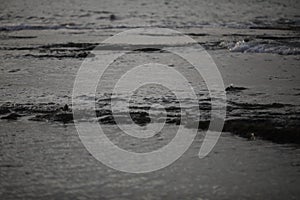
top-left (1, 0), bottom-right (300, 199)
top-left (1, 121), bottom-right (299, 200)
top-left (1, 40), bottom-right (299, 199)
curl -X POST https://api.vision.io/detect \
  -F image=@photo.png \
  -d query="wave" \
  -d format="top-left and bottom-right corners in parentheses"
top-left (0, 23), bottom-right (152, 32)
top-left (229, 40), bottom-right (300, 55)
top-left (0, 24), bottom-right (68, 31)
top-left (0, 20), bottom-right (299, 33)
top-left (1, 20), bottom-right (298, 31)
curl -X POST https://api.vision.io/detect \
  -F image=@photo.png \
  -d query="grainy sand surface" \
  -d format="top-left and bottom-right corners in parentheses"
top-left (0, 0), bottom-right (300, 199)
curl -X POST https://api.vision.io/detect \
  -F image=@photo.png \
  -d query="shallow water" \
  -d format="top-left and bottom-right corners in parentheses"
top-left (0, 121), bottom-right (300, 200)
top-left (0, 0), bottom-right (299, 29)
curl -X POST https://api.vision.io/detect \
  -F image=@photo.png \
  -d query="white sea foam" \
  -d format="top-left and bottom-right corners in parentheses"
top-left (230, 40), bottom-right (300, 55)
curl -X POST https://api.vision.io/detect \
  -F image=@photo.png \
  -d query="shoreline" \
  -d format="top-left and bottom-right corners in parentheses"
top-left (1, 101), bottom-right (299, 145)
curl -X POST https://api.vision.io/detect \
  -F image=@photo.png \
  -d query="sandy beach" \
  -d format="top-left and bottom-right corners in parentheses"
top-left (0, 0), bottom-right (300, 199)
